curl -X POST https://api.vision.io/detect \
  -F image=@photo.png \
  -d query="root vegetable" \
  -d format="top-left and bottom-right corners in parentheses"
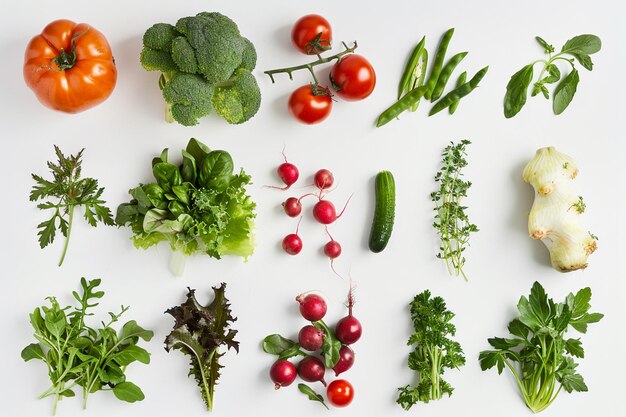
top-left (314, 169), bottom-right (334, 190)
top-left (298, 325), bottom-right (325, 351)
top-left (313, 195), bottom-right (352, 225)
top-left (332, 345), bottom-right (355, 376)
top-left (297, 356), bottom-right (327, 386)
top-left (277, 162), bottom-right (299, 189)
top-left (523, 147), bottom-right (597, 272)
top-left (335, 287), bottom-right (361, 345)
top-left (282, 197), bottom-right (302, 217)
top-left (270, 359), bottom-right (297, 389)
top-left (282, 217), bottom-right (303, 255)
top-left (296, 293), bottom-right (327, 321)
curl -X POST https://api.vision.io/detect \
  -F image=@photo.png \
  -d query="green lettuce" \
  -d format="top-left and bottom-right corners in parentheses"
top-left (116, 138), bottom-right (255, 275)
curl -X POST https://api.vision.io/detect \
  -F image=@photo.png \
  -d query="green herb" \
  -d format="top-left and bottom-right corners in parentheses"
top-left (397, 290), bottom-right (465, 410)
top-left (21, 278), bottom-right (153, 415)
top-left (431, 140), bottom-right (478, 280)
top-left (479, 282), bottom-right (603, 413)
top-left (313, 320), bottom-right (342, 368)
top-left (570, 196), bottom-right (586, 214)
top-left (165, 283), bottom-right (239, 412)
top-left (262, 334), bottom-right (307, 359)
top-left (116, 138), bottom-right (256, 276)
top-left (504, 34), bottom-right (601, 118)
top-left (30, 146), bottom-right (113, 266)
top-left (298, 383), bottom-right (329, 410)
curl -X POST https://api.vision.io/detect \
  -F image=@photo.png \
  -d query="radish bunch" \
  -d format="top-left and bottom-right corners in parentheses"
top-left (262, 291), bottom-right (361, 408)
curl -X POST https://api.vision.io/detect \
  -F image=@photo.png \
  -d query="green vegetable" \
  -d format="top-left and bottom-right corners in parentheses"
top-left (429, 66), bottom-right (489, 116)
top-left (397, 290), bottom-right (465, 410)
top-left (376, 86), bottom-right (428, 127)
top-left (368, 170), bottom-right (396, 253)
top-left (431, 140), bottom-right (478, 280)
top-left (30, 146), bottom-right (114, 266)
top-left (479, 282), bottom-right (603, 413)
top-left (140, 12), bottom-right (261, 126)
top-left (165, 283), bottom-right (239, 412)
top-left (503, 34), bottom-right (601, 118)
top-left (448, 71), bottom-right (467, 114)
top-left (430, 51), bottom-right (468, 102)
top-left (313, 320), bottom-right (342, 368)
top-left (298, 384), bottom-right (329, 410)
top-left (22, 278), bottom-right (153, 415)
top-left (116, 138), bottom-right (256, 276)
top-left (423, 28), bottom-right (455, 100)
top-left (398, 36), bottom-right (427, 101)
top-left (262, 334), bottom-right (307, 359)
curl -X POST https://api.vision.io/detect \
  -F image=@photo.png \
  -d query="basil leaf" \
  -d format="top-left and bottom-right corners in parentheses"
top-left (504, 64), bottom-right (534, 118)
top-left (535, 36), bottom-right (554, 53)
top-left (199, 151), bottom-right (234, 190)
top-left (262, 334), bottom-right (306, 359)
top-left (112, 381), bottom-right (145, 403)
top-left (561, 34), bottom-right (601, 55)
top-left (572, 53), bottom-right (593, 71)
top-left (542, 64), bottom-right (561, 84)
top-left (553, 69), bottom-right (580, 115)
top-left (298, 384), bottom-right (329, 410)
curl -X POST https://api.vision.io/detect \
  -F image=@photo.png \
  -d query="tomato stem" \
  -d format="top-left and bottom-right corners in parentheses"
top-left (264, 41), bottom-right (358, 84)
top-left (51, 31), bottom-right (84, 71)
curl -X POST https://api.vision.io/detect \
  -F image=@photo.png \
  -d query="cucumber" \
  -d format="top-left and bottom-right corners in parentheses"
top-left (368, 170), bottom-right (396, 253)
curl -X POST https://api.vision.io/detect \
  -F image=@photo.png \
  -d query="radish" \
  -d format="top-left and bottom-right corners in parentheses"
top-left (314, 169), bottom-right (334, 190)
top-left (335, 287), bottom-right (362, 345)
top-left (282, 197), bottom-right (302, 217)
top-left (270, 359), bottom-right (297, 389)
top-left (267, 150), bottom-right (299, 190)
top-left (312, 195), bottom-right (352, 225)
top-left (296, 293), bottom-right (327, 321)
top-left (332, 345), bottom-right (355, 376)
top-left (298, 325), bottom-right (325, 351)
top-left (324, 227), bottom-right (342, 278)
top-left (282, 217), bottom-right (303, 255)
top-left (297, 356), bottom-right (327, 386)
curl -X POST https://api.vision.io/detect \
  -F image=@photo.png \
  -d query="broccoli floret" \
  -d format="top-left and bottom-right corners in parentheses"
top-left (175, 13), bottom-right (245, 83)
top-left (239, 37), bottom-right (257, 71)
top-left (140, 47), bottom-right (177, 72)
top-left (143, 23), bottom-right (179, 51)
top-left (162, 73), bottom-right (214, 126)
top-left (170, 36), bottom-right (198, 73)
top-left (212, 68), bottom-right (261, 124)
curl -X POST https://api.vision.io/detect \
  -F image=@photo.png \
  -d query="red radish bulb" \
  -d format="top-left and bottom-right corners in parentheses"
top-left (277, 162), bottom-right (299, 189)
top-left (314, 169), bottom-right (334, 190)
top-left (313, 200), bottom-right (337, 224)
top-left (270, 359), bottom-right (297, 389)
top-left (336, 287), bottom-right (362, 344)
top-left (332, 345), bottom-right (355, 376)
top-left (297, 356), bottom-right (327, 386)
top-left (298, 325), bottom-right (325, 351)
top-left (296, 293), bottom-right (327, 321)
top-left (282, 197), bottom-right (302, 217)
top-left (282, 234), bottom-right (303, 255)
top-left (324, 240), bottom-right (342, 259)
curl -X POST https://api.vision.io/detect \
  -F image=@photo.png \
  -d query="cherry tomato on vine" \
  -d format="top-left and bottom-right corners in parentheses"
top-left (23, 19), bottom-right (117, 113)
top-left (327, 379), bottom-right (354, 407)
top-left (288, 85), bottom-right (333, 124)
top-left (291, 14), bottom-right (332, 55)
top-left (330, 54), bottom-right (376, 101)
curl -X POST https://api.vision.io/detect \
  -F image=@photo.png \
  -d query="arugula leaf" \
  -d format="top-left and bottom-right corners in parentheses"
top-left (397, 290), bottom-right (465, 410)
top-left (30, 146), bottom-right (114, 266)
top-left (297, 384), bottom-right (329, 410)
top-left (164, 283), bottom-right (239, 412)
top-left (112, 381), bottom-right (145, 402)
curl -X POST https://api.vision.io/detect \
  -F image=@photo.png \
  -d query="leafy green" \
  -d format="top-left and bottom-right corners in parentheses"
top-left (504, 34), bottom-right (601, 117)
top-left (21, 278), bottom-right (153, 415)
top-left (298, 384), bottom-right (329, 410)
top-left (313, 320), bottom-right (342, 368)
top-left (479, 282), bottom-right (603, 413)
top-left (116, 138), bottom-right (256, 276)
top-left (262, 334), bottom-right (307, 359)
top-left (164, 283), bottom-right (239, 412)
top-left (30, 146), bottom-right (114, 266)
top-left (397, 290), bottom-right (465, 410)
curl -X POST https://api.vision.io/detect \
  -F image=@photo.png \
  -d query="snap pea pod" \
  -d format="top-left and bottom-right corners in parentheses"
top-left (424, 28), bottom-right (455, 100)
top-left (376, 86), bottom-right (428, 127)
top-left (409, 49), bottom-right (428, 112)
top-left (429, 66), bottom-right (489, 116)
top-left (448, 71), bottom-right (467, 114)
top-left (430, 51), bottom-right (468, 102)
top-left (398, 36), bottom-right (426, 99)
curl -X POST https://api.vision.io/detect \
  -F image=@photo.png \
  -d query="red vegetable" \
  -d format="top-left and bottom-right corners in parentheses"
top-left (332, 345), bottom-right (355, 376)
top-left (270, 359), bottom-right (297, 389)
top-left (288, 84), bottom-right (332, 124)
top-left (335, 287), bottom-right (362, 345)
top-left (291, 14), bottom-right (332, 55)
top-left (298, 325), bottom-right (324, 351)
top-left (282, 217), bottom-right (303, 255)
top-left (330, 54), bottom-right (376, 101)
top-left (282, 197), bottom-right (302, 217)
top-left (327, 379), bottom-right (354, 407)
top-left (297, 356), bottom-right (327, 386)
top-left (296, 293), bottom-right (327, 322)
top-left (314, 169), bottom-right (334, 190)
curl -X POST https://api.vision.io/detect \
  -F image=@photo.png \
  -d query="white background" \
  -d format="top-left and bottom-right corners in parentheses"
top-left (1, 0), bottom-right (624, 416)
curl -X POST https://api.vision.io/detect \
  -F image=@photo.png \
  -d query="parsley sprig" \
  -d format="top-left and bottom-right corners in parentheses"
top-left (431, 140), bottom-right (478, 280)
top-left (30, 146), bottom-right (113, 266)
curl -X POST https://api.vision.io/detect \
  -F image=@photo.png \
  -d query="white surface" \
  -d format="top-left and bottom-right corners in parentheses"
top-left (1, 0), bottom-right (624, 416)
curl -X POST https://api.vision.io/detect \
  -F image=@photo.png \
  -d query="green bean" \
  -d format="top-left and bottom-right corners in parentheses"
top-left (398, 36), bottom-right (426, 99)
top-left (430, 51), bottom-right (468, 102)
top-left (424, 28), bottom-right (455, 100)
top-left (409, 49), bottom-right (428, 112)
top-left (448, 71), bottom-right (467, 114)
top-left (376, 86), bottom-right (429, 127)
top-left (429, 66), bottom-right (489, 116)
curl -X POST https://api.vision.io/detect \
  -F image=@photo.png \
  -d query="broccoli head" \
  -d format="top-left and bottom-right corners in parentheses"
top-left (239, 37), bottom-right (257, 71)
top-left (170, 36), bottom-right (198, 74)
top-left (212, 68), bottom-right (261, 124)
top-left (140, 47), bottom-right (178, 72)
top-left (162, 73), bottom-right (214, 126)
top-left (143, 23), bottom-right (179, 51)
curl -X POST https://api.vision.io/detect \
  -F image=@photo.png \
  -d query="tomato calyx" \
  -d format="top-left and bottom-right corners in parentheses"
top-left (51, 31), bottom-right (86, 71)
top-left (305, 32), bottom-right (332, 55)
top-left (310, 83), bottom-right (333, 98)
top-left (328, 72), bottom-right (345, 92)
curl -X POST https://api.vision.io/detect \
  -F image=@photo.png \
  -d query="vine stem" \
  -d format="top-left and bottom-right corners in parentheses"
top-left (264, 41), bottom-right (358, 83)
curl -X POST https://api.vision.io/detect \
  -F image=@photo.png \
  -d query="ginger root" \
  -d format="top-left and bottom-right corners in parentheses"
top-left (522, 147), bottom-right (597, 272)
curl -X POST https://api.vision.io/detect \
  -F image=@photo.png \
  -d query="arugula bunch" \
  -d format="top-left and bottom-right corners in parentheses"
top-left (165, 283), bottom-right (239, 412)
top-left (479, 282), bottom-right (603, 413)
top-left (116, 138), bottom-right (256, 276)
top-left (30, 146), bottom-right (114, 266)
top-left (397, 290), bottom-right (465, 410)
top-left (504, 34), bottom-right (601, 117)
top-left (21, 278), bottom-right (153, 415)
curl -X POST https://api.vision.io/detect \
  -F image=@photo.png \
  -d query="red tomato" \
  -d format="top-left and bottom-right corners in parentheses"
top-left (330, 54), bottom-right (376, 101)
top-left (291, 14), bottom-right (332, 55)
top-left (327, 379), bottom-right (354, 407)
top-left (24, 19), bottom-right (117, 113)
top-left (288, 85), bottom-right (332, 124)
